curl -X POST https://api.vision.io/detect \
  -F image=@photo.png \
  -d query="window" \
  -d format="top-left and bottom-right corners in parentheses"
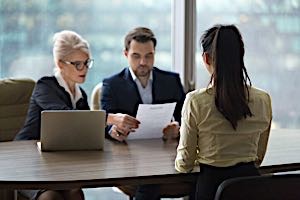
top-left (0, 0), bottom-right (172, 96)
top-left (196, 0), bottom-right (300, 128)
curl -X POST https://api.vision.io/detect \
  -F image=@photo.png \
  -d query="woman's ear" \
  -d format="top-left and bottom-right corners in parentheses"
top-left (56, 60), bottom-right (64, 70)
top-left (202, 52), bottom-right (210, 65)
top-left (202, 53), bottom-right (214, 75)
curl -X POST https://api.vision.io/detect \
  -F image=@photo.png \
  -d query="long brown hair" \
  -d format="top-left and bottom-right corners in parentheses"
top-left (200, 24), bottom-right (252, 130)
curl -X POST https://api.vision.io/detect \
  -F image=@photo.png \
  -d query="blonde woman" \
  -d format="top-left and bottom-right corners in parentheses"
top-left (15, 30), bottom-right (138, 200)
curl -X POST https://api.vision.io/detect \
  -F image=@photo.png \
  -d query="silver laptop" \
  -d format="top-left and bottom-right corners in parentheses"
top-left (39, 110), bottom-right (106, 151)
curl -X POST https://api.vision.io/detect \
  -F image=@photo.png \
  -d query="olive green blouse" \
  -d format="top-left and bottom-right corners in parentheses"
top-left (175, 86), bottom-right (272, 173)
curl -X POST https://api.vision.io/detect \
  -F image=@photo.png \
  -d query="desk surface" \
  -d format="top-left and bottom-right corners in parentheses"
top-left (0, 137), bottom-right (192, 189)
top-left (260, 129), bottom-right (300, 173)
top-left (0, 129), bottom-right (299, 189)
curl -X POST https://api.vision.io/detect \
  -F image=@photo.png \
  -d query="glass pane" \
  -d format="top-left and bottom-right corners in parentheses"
top-left (0, 0), bottom-right (171, 96)
top-left (196, 0), bottom-right (300, 128)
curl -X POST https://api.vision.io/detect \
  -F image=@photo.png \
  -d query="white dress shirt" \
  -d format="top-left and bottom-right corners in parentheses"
top-left (54, 71), bottom-right (83, 109)
top-left (129, 67), bottom-right (153, 104)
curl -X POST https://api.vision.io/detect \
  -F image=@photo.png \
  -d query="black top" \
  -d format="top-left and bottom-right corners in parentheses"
top-left (15, 76), bottom-right (89, 140)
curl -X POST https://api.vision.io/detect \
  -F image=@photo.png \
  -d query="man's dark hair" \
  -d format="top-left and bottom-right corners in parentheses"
top-left (124, 27), bottom-right (157, 51)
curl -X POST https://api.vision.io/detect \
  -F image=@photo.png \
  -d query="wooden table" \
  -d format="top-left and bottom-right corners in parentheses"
top-left (260, 129), bottom-right (300, 174)
top-left (0, 129), bottom-right (299, 189)
top-left (0, 138), bottom-right (195, 190)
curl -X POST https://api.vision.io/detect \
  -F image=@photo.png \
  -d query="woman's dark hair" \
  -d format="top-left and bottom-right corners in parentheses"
top-left (200, 24), bottom-right (252, 130)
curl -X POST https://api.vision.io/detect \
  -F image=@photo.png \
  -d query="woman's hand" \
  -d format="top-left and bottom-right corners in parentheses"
top-left (110, 125), bottom-right (128, 142)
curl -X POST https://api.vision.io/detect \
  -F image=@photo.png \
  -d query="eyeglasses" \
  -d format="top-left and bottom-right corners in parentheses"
top-left (60, 58), bottom-right (94, 71)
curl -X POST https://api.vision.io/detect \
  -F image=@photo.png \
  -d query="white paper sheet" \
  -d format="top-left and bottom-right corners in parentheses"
top-left (127, 102), bottom-right (177, 140)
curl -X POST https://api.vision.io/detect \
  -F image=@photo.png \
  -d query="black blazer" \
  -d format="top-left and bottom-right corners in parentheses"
top-left (101, 67), bottom-right (186, 131)
top-left (15, 76), bottom-right (89, 140)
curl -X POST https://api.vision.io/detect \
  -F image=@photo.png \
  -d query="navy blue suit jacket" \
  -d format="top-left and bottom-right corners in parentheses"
top-left (15, 76), bottom-right (89, 140)
top-left (101, 67), bottom-right (185, 135)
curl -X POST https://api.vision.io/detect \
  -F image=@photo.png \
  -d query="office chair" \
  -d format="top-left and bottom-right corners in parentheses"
top-left (214, 174), bottom-right (300, 200)
top-left (0, 78), bottom-right (35, 200)
top-left (90, 82), bottom-right (102, 110)
top-left (0, 78), bottom-right (35, 141)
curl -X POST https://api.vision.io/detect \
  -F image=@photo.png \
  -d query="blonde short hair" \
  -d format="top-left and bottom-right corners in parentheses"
top-left (52, 30), bottom-right (91, 67)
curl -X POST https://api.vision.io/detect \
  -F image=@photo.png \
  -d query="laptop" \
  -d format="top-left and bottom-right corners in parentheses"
top-left (38, 110), bottom-right (106, 151)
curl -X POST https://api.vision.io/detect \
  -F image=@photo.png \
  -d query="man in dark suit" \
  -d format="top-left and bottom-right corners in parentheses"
top-left (101, 27), bottom-right (186, 200)
top-left (101, 27), bottom-right (185, 142)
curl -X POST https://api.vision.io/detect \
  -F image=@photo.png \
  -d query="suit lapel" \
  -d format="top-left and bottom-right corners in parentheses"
top-left (152, 68), bottom-right (158, 103)
top-left (52, 77), bottom-right (73, 108)
top-left (123, 68), bottom-right (143, 104)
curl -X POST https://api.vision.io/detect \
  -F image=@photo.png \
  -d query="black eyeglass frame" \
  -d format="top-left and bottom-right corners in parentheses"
top-left (60, 58), bottom-right (94, 71)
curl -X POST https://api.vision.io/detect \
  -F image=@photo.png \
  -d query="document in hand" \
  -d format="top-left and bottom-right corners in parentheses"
top-left (127, 102), bottom-right (176, 140)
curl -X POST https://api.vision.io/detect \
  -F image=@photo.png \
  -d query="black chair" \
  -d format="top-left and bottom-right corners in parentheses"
top-left (214, 174), bottom-right (300, 200)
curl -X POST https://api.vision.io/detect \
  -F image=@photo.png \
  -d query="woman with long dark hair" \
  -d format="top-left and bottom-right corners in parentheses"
top-left (175, 24), bottom-right (272, 200)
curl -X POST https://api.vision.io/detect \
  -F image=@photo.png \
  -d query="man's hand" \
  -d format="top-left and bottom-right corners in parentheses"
top-left (107, 113), bottom-right (140, 133)
top-left (162, 121), bottom-right (180, 140)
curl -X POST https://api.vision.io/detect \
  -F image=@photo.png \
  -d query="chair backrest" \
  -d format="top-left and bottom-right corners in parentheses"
top-left (214, 174), bottom-right (300, 200)
top-left (0, 78), bottom-right (35, 141)
top-left (90, 82), bottom-right (102, 110)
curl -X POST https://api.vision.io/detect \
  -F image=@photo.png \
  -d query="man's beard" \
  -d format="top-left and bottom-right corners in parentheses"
top-left (136, 65), bottom-right (151, 77)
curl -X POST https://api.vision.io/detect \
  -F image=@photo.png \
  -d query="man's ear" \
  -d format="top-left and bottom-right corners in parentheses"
top-left (202, 52), bottom-right (210, 65)
top-left (124, 49), bottom-right (128, 57)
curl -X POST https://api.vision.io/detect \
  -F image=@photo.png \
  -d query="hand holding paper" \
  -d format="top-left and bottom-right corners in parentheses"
top-left (127, 102), bottom-right (176, 140)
